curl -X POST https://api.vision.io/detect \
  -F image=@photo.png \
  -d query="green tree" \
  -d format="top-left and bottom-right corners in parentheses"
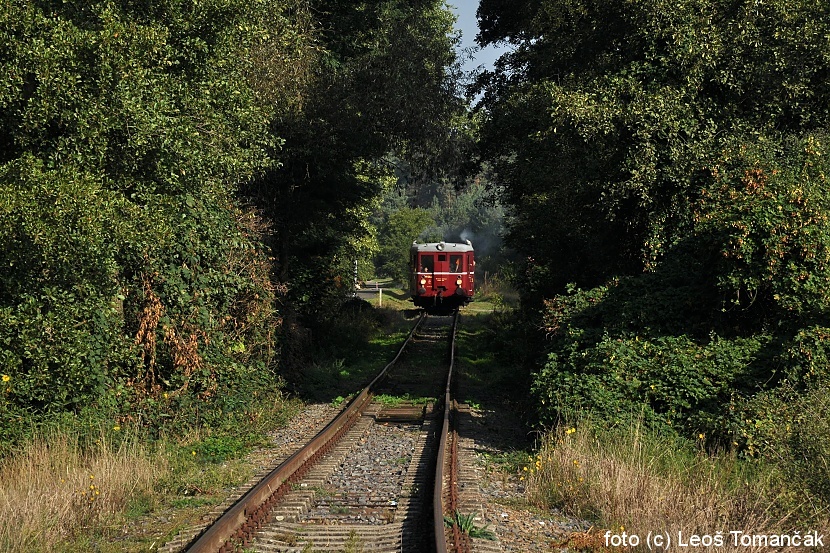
top-left (0, 0), bottom-right (302, 441)
top-left (243, 0), bottom-right (465, 321)
top-left (478, 0), bottom-right (830, 297)
top-left (377, 208), bottom-right (436, 284)
top-left (476, 0), bottom-right (830, 453)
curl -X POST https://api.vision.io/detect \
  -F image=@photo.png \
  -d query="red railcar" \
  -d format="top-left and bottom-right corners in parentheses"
top-left (410, 241), bottom-right (474, 312)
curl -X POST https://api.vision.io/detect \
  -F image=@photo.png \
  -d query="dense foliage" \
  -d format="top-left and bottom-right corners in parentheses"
top-left (375, 207), bottom-right (436, 284)
top-left (479, 0), bottom-right (830, 291)
top-left (477, 0), bottom-right (830, 493)
top-left (0, 0), bottom-right (279, 441)
top-left (0, 0), bottom-right (467, 445)
top-left (372, 168), bottom-right (507, 284)
top-left (243, 0), bottom-right (466, 322)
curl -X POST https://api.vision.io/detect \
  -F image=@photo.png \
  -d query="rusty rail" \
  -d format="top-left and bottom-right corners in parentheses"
top-left (434, 310), bottom-right (468, 553)
top-left (185, 312), bottom-right (427, 553)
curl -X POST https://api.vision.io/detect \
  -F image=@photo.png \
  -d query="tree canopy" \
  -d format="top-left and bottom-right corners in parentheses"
top-left (242, 0), bottom-right (465, 321)
top-left (477, 0), bottom-right (830, 477)
top-left (0, 0), bottom-right (468, 444)
top-left (478, 0), bottom-right (830, 294)
top-left (0, 0), bottom-right (307, 441)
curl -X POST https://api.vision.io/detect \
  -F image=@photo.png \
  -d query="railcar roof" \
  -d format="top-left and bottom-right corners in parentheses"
top-left (411, 241), bottom-right (474, 253)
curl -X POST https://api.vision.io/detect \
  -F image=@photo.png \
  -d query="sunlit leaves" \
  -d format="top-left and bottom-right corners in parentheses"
top-left (247, 0), bottom-right (464, 318)
top-left (478, 0), bottom-right (830, 292)
top-left (698, 134), bottom-right (830, 317)
top-left (0, 0), bottom-right (297, 433)
top-left (478, 0), bottom-right (830, 449)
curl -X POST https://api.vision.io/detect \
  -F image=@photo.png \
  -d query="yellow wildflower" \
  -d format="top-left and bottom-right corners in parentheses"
top-left (1, 374), bottom-right (9, 382)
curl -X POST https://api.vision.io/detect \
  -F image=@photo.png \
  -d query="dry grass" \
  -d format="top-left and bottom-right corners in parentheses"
top-left (525, 422), bottom-right (829, 552)
top-left (0, 430), bottom-right (162, 552)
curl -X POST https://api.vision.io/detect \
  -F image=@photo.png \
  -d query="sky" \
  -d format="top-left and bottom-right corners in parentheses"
top-left (448, 1), bottom-right (508, 73)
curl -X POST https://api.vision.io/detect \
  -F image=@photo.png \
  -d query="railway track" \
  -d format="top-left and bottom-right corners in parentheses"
top-left (161, 311), bottom-right (487, 553)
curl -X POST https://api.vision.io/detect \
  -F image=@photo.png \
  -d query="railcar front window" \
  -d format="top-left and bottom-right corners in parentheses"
top-left (420, 255), bottom-right (434, 273)
top-left (450, 255), bottom-right (462, 273)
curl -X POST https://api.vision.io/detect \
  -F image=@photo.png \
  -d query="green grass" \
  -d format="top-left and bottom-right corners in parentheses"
top-left (299, 307), bottom-right (417, 401)
top-left (193, 435), bottom-right (250, 463)
top-left (169, 496), bottom-right (215, 509)
top-left (478, 449), bottom-right (534, 474)
top-left (123, 491), bottom-right (157, 519)
top-left (374, 393), bottom-right (435, 406)
top-left (359, 285), bottom-right (413, 310)
top-left (454, 310), bottom-right (533, 412)
top-left (444, 510), bottom-right (497, 540)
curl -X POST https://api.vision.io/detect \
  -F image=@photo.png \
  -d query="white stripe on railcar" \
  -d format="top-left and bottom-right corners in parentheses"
top-left (416, 272), bottom-right (475, 275)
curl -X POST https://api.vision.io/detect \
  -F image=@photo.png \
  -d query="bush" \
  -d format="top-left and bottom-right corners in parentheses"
top-left (738, 378), bottom-right (830, 507)
top-left (532, 135), bottom-right (830, 455)
top-left (524, 421), bottom-right (816, 548)
top-left (0, 0), bottom-right (291, 447)
top-left (0, 162), bottom-right (136, 434)
top-left (534, 315), bottom-right (770, 441)
top-left (697, 135), bottom-right (830, 320)
top-left (0, 164), bottom-right (282, 446)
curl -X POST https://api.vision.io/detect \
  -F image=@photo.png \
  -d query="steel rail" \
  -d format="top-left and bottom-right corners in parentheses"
top-left (433, 310), bottom-right (465, 553)
top-left (184, 312), bottom-right (427, 553)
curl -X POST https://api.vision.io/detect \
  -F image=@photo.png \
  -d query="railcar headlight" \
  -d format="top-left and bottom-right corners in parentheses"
top-left (420, 278), bottom-right (426, 285)
top-left (456, 278), bottom-right (462, 286)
